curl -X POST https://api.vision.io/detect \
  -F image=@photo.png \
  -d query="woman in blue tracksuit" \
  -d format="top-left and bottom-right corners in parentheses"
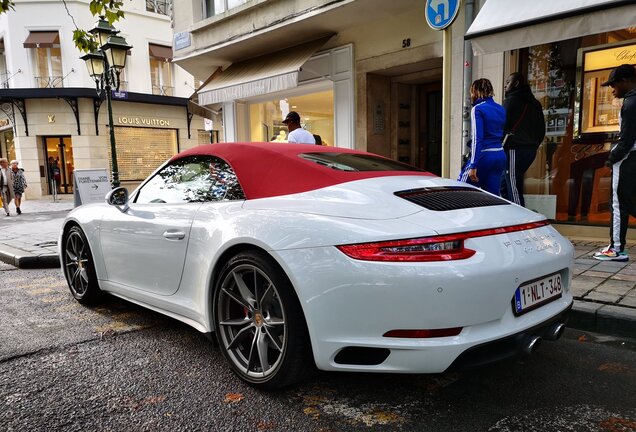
top-left (458, 78), bottom-right (507, 195)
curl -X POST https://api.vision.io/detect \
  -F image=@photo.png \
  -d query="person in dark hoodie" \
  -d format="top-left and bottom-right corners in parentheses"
top-left (593, 64), bottom-right (636, 262)
top-left (500, 72), bottom-right (545, 207)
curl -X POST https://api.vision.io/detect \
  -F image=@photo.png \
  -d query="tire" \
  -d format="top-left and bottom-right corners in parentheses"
top-left (62, 226), bottom-right (102, 305)
top-left (213, 250), bottom-right (314, 390)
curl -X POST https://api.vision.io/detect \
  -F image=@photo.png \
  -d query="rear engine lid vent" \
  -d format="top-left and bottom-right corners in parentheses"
top-left (395, 186), bottom-right (510, 211)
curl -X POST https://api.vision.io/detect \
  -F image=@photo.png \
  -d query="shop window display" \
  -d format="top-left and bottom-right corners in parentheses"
top-left (520, 28), bottom-right (636, 225)
top-left (248, 90), bottom-right (334, 146)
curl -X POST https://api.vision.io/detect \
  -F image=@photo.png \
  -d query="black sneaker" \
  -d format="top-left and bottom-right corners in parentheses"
top-left (16, 207), bottom-right (21, 215)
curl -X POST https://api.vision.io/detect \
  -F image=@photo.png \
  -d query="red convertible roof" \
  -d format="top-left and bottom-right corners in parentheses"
top-left (173, 142), bottom-right (433, 199)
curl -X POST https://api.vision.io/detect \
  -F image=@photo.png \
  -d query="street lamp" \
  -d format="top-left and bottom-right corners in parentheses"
top-left (81, 16), bottom-right (132, 189)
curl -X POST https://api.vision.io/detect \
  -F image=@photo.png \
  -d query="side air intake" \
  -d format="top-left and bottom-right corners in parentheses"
top-left (395, 186), bottom-right (510, 211)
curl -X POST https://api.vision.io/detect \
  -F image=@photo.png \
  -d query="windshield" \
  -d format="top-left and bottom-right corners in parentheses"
top-left (299, 152), bottom-right (424, 172)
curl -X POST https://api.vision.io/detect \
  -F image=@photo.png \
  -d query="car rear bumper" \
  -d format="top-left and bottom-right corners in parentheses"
top-left (446, 302), bottom-right (572, 371)
top-left (274, 223), bottom-right (575, 374)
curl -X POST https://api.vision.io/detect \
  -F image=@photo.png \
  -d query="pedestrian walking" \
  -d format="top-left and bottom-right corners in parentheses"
top-left (500, 72), bottom-right (546, 206)
top-left (49, 157), bottom-right (61, 194)
top-left (282, 111), bottom-right (316, 144)
top-left (0, 157), bottom-right (15, 216)
top-left (10, 160), bottom-right (27, 215)
top-left (458, 78), bottom-right (507, 195)
top-left (593, 64), bottom-right (636, 262)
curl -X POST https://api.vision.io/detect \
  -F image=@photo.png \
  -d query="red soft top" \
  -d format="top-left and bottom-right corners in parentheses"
top-left (172, 142), bottom-right (433, 199)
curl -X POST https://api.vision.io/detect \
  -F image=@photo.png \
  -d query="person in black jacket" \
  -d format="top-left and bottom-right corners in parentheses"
top-left (593, 64), bottom-right (636, 262)
top-left (500, 72), bottom-right (545, 206)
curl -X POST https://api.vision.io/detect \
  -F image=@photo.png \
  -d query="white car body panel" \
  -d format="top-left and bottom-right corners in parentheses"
top-left (61, 173), bottom-right (574, 374)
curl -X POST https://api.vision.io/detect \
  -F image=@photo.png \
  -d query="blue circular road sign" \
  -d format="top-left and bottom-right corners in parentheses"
top-left (425, 0), bottom-right (461, 30)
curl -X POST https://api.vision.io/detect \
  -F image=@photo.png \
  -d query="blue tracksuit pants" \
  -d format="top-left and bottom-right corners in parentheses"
top-left (459, 149), bottom-right (507, 196)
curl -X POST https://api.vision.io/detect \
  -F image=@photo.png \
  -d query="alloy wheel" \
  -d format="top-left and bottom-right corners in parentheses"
top-left (217, 263), bottom-right (287, 379)
top-left (64, 230), bottom-right (90, 296)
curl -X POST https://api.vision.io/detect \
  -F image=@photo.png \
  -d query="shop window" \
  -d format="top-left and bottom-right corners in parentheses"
top-left (149, 44), bottom-right (173, 96)
top-left (579, 43), bottom-right (635, 134)
top-left (112, 126), bottom-right (178, 181)
top-left (249, 90), bottom-right (334, 146)
top-left (517, 28), bottom-right (636, 226)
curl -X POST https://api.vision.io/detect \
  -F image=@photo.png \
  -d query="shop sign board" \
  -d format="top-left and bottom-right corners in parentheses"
top-left (425, 0), bottom-right (460, 31)
top-left (73, 169), bottom-right (111, 207)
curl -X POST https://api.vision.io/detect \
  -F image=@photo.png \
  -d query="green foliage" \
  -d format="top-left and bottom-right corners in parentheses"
top-left (89, 0), bottom-right (125, 23)
top-left (0, 0), bottom-right (15, 14)
top-left (73, 30), bottom-right (99, 54)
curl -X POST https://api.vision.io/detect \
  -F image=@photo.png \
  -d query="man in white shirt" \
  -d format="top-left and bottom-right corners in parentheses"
top-left (282, 111), bottom-right (316, 144)
top-left (0, 158), bottom-right (15, 216)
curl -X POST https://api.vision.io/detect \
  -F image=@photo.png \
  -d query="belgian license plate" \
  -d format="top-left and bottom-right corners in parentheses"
top-left (513, 272), bottom-right (563, 315)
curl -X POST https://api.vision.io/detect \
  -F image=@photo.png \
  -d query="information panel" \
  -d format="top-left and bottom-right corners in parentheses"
top-left (73, 169), bottom-right (111, 207)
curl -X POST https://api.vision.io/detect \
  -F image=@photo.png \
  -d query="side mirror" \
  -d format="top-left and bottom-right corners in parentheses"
top-left (105, 187), bottom-right (129, 212)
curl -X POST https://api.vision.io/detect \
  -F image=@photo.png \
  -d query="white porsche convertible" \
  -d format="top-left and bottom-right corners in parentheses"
top-left (60, 142), bottom-right (573, 389)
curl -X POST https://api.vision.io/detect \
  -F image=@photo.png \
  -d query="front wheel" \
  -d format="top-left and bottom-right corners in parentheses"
top-left (62, 226), bottom-right (102, 305)
top-left (213, 250), bottom-right (314, 390)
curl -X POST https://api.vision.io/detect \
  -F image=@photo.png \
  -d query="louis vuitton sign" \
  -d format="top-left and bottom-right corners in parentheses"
top-left (117, 117), bottom-right (171, 127)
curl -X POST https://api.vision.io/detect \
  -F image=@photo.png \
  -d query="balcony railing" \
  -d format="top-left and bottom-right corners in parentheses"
top-left (36, 76), bottom-right (64, 88)
top-left (0, 72), bottom-right (10, 89)
top-left (146, 0), bottom-right (170, 16)
top-left (152, 84), bottom-right (174, 96)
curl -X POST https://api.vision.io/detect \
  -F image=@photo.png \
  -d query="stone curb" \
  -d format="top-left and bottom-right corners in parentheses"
top-left (569, 300), bottom-right (636, 338)
top-left (0, 244), bottom-right (60, 269)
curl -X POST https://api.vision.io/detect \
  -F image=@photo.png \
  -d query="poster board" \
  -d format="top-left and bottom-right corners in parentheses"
top-left (73, 169), bottom-right (111, 207)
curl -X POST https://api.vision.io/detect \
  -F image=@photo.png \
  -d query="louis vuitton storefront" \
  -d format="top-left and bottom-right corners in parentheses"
top-left (0, 89), bottom-right (207, 198)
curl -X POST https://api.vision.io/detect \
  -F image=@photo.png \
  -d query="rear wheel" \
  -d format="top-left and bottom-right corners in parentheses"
top-left (62, 226), bottom-right (101, 305)
top-left (213, 250), bottom-right (314, 390)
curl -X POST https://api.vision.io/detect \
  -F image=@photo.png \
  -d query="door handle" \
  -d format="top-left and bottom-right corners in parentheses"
top-left (163, 230), bottom-right (186, 240)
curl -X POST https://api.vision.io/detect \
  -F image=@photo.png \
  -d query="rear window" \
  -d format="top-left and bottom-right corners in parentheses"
top-left (299, 152), bottom-right (424, 172)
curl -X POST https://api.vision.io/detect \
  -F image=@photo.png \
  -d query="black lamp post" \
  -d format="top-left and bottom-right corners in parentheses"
top-left (81, 17), bottom-right (132, 189)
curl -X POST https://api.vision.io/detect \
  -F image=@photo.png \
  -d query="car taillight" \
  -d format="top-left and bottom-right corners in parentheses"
top-left (336, 234), bottom-right (475, 262)
top-left (336, 220), bottom-right (550, 262)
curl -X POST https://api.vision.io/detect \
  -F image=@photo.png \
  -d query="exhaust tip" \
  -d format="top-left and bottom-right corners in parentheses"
top-left (523, 336), bottom-right (542, 355)
top-left (545, 322), bottom-right (566, 341)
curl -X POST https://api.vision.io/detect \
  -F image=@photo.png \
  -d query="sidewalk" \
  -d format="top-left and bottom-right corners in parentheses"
top-left (0, 196), bottom-right (634, 338)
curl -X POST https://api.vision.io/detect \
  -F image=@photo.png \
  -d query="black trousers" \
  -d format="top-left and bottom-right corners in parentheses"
top-left (609, 150), bottom-right (636, 252)
top-left (500, 147), bottom-right (537, 207)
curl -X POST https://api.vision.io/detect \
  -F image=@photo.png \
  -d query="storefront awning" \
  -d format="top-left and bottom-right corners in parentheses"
top-left (197, 36), bottom-right (331, 106)
top-left (23, 31), bottom-right (59, 48)
top-left (188, 100), bottom-right (220, 119)
top-left (149, 43), bottom-right (173, 62)
top-left (466, 0), bottom-right (636, 55)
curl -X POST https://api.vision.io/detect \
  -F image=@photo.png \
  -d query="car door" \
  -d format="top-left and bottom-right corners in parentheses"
top-left (99, 155), bottom-right (219, 296)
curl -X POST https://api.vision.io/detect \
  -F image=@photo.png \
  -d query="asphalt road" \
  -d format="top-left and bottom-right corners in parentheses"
top-left (1, 264), bottom-right (635, 432)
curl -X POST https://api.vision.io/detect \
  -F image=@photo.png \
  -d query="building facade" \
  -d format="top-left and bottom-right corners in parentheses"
top-left (172, 0), bottom-right (469, 178)
top-left (172, 0), bottom-right (636, 233)
top-left (0, 0), bottom-right (209, 198)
